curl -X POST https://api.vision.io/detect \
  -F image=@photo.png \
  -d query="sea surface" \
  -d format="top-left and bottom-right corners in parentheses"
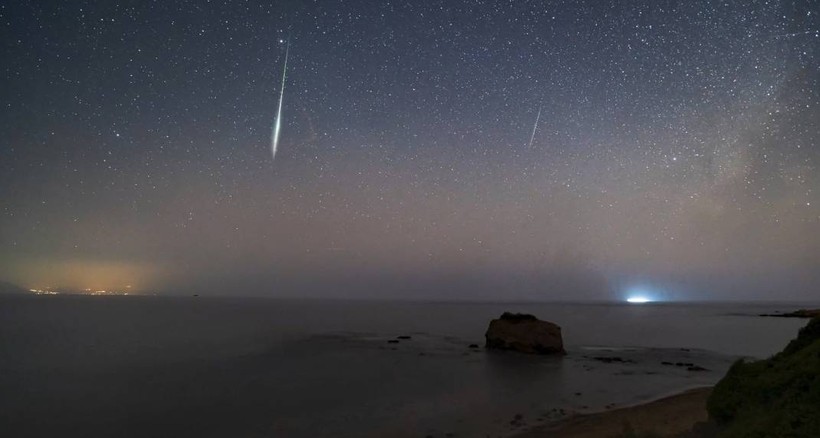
top-left (0, 295), bottom-right (812, 437)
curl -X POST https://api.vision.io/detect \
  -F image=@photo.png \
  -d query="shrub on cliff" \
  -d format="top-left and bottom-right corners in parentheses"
top-left (707, 317), bottom-right (820, 437)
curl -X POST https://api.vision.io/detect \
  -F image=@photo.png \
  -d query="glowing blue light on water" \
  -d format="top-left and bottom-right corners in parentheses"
top-left (625, 286), bottom-right (657, 303)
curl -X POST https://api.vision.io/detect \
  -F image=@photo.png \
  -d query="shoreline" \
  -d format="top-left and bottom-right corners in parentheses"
top-left (515, 386), bottom-right (713, 437)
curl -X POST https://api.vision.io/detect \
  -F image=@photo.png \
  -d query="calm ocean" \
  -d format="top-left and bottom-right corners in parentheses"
top-left (0, 295), bottom-right (810, 437)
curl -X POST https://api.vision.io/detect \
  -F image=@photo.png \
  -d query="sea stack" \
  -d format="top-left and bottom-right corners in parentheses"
top-left (485, 312), bottom-right (565, 355)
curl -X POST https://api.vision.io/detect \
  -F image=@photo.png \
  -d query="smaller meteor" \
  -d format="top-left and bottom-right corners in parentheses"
top-left (271, 41), bottom-right (290, 161)
top-left (528, 107), bottom-right (541, 148)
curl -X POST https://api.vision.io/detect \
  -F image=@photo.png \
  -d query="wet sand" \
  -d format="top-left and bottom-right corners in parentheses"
top-left (516, 387), bottom-right (712, 438)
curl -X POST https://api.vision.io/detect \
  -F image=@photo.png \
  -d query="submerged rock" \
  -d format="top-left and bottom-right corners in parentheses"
top-left (592, 356), bottom-right (632, 363)
top-left (484, 312), bottom-right (565, 355)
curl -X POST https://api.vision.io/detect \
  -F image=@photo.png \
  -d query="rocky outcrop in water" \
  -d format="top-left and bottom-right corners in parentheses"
top-left (484, 312), bottom-right (565, 355)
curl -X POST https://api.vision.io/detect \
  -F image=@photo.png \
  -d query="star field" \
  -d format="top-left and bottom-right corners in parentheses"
top-left (1, 0), bottom-right (818, 300)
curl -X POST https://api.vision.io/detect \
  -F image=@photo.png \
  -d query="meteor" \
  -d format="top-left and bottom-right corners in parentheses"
top-left (528, 107), bottom-right (541, 148)
top-left (271, 41), bottom-right (290, 160)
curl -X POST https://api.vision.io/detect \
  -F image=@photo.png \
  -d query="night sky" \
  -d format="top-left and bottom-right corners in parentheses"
top-left (1, 1), bottom-right (818, 300)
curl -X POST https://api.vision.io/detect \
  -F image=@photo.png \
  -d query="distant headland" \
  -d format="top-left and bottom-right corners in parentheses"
top-left (759, 308), bottom-right (820, 318)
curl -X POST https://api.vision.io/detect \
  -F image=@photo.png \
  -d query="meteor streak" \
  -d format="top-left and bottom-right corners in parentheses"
top-left (528, 107), bottom-right (541, 148)
top-left (271, 41), bottom-right (290, 160)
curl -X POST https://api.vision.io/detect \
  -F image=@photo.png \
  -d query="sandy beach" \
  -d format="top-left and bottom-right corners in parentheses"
top-left (516, 387), bottom-right (712, 438)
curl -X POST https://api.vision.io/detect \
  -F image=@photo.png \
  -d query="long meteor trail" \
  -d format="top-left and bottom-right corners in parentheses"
top-left (271, 41), bottom-right (290, 160)
top-left (528, 107), bottom-right (541, 148)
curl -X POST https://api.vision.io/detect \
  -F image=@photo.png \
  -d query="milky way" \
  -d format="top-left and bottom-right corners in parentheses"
top-left (0, 1), bottom-right (818, 300)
